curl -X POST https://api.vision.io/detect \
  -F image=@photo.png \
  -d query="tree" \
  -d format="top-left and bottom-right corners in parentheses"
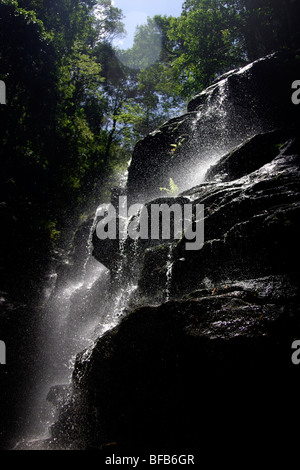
top-left (0, 0), bottom-right (126, 255)
top-left (234, 0), bottom-right (300, 60)
top-left (141, 0), bottom-right (300, 102)
top-left (166, 0), bottom-right (246, 99)
top-left (112, 16), bottom-right (186, 148)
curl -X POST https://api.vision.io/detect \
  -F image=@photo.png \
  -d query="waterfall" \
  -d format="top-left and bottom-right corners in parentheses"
top-left (189, 79), bottom-right (231, 186)
top-left (15, 58), bottom-right (272, 449)
top-left (82, 206), bottom-right (102, 278)
top-left (96, 212), bottom-right (139, 337)
top-left (191, 78), bottom-right (228, 132)
top-left (18, 210), bottom-right (109, 444)
top-left (16, 164), bottom-right (143, 447)
top-left (178, 59), bottom-right (266, 192)
top-left (165, 244), bottom-right (174, 302)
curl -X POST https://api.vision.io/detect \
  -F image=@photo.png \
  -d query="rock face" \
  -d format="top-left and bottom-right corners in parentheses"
top-left (127, 50), bottom-right (300, 203)
top-left (47, 51), bottom-right (300, 452)
top-left (138, 136), bottom-right (300, 303)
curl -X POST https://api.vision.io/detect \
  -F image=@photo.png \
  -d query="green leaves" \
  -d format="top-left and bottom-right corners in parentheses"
top-left (160, 178), bottom-right (179, 197)
top-left (0, 0), bottom-right (127, 226)
top-left (2, 0), bottom-right (296, 256)
top-left (166, 0), bottom-right (246, 99)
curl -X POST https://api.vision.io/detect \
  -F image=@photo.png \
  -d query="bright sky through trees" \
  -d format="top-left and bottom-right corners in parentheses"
top-left (112, 0), bottom-right (183, 49)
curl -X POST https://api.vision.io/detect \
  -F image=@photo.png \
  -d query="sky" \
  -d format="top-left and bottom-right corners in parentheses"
top-left (112, 0), bottom-right (184, 49)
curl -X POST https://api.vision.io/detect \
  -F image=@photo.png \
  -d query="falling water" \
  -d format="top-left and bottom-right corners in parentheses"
top-left (191, 78), bottom-right (228, 133)
top-left (15, 58), bottom-right (267, 448)
top-left (188, 79), bottom-right (230, 187)
top-left (97, 214), bottom-right (139, 337)
top-left (184, 59), bottom-right (265, 191)
top-left (17, 212), bottom-right (110, 445)
top-left (82, 206), bottom-right (103, 277)
top-left (165, 244), bottom-right (174, 302)
top-left (16, 164), bottom-right (142, 446)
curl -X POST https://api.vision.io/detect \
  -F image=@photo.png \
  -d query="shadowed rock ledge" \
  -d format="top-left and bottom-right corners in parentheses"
top-left (36, 51), bottom-right (300, 453)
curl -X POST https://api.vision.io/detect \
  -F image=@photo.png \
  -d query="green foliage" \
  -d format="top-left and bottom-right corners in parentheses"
top-left (111, 16), bottom-right (186, 146)
top-left (134, 1), bottom-right (300, 101)
top-left (160, 178), bottom-right (179, 197)
top-left (169, 136), bottom-right (188, 157)
top-left (93, 0), bottom-right (125, 42)
top-left (0, 0), bottom-right (126, 243)
top-left (164, 1), bottom-right (246, 98)
top-left (1, 0), bottom-right (299, 272)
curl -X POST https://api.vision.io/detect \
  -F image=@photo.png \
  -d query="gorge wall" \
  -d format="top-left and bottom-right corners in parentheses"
top-left (22, 49), bottom-right (300, 454)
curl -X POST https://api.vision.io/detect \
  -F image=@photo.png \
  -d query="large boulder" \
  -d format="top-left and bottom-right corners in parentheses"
top-left (43, 52), bottom-right (300, 454)
top-left (132, 135), bottom-right (300, 304)
top-left (48, 275), bottom-right (300, 452)
top-left (46, 132), bottom-right (300, 452)
top-left (204, 129), bottom-right (289, 182)
top-left (127, 50), bottom-right (300, 202)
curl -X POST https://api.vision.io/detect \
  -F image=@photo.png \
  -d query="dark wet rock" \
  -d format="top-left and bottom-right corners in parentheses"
top-left (50, 275), bottom-right (300, 451)
top-left (135, 244), bottom-right (171, 305)
top-left (51, 130), bottom-right (300, 450)
top-left (92, 230), bottom-right (119, 273)
top-left (134, 136), bottom-right (300, 303)
top-left (48, 52), bottom-right (300, 452)
top-left (127, 50), bottom-right (300, 202)
top-left (126, 114), bottom-right (196, 203)
top-left (204, 129), bottom-right (289, 182)
top-left (92, 195), bottom-right (191, 284)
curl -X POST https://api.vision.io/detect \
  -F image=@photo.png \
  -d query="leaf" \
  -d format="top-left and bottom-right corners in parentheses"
top-left (159, 178), bottom-right (179, 196)
top-left (169, 178), bottom-right (179, 195)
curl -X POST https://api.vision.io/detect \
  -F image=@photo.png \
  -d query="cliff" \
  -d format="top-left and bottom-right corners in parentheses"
top-left (35, 50), bottom-right (300, 454)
